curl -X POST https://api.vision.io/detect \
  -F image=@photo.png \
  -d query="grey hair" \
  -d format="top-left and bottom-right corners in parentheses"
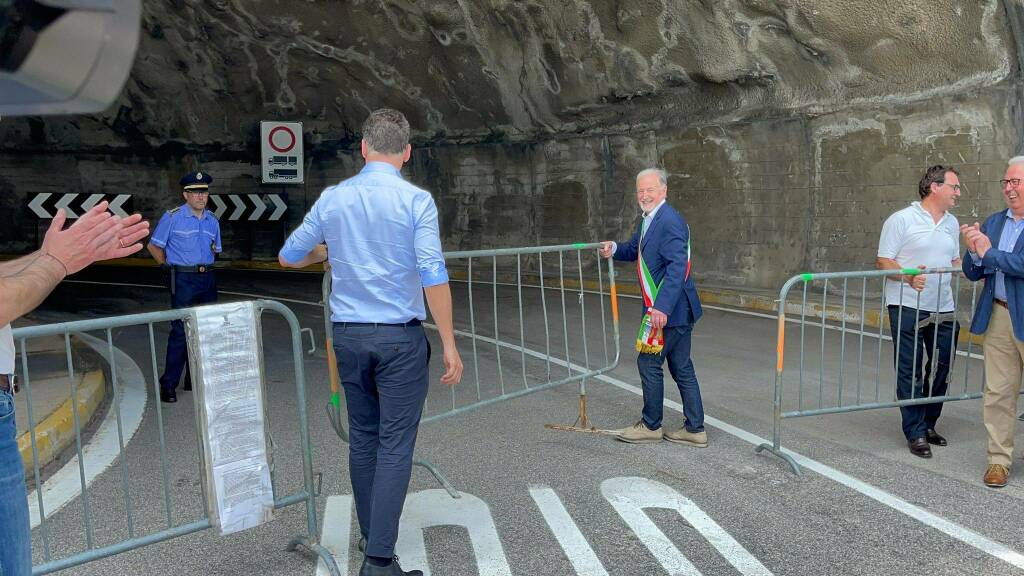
top-left (1010, 156), bottom-right (1024, 167)
top-left (361, 108), bottom-right (410, 155)
top-left (635, 168), bottom-right (667, 187)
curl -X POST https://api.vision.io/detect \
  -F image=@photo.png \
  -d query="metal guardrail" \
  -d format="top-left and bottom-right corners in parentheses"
top-left (15, 300), bottom-right (339, 575)
top-left (322, 242), bottom-right (621, 491)
top-left (756, 266), bottom-right (983, 474)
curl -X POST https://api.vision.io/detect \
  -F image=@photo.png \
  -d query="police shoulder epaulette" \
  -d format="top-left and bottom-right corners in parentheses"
top-left (167, 207), bottom-right (181, 215)
top-left (208, 209), bottom-right (219, 220)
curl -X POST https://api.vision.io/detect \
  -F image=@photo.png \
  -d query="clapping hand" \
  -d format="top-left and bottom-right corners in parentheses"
top-left (961, 223), bottom-right (991, 257)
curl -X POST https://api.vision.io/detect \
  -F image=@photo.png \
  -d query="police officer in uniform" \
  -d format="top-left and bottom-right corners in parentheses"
top-left (147, 171), bottom-right (221, 403)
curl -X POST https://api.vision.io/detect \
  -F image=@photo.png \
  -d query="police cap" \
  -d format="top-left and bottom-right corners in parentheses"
top-left (180, 171), bottom-right (213, 191)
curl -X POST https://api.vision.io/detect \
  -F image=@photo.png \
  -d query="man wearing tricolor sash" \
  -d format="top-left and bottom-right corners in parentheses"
top-left (600, 168), bottom-right (707, 447)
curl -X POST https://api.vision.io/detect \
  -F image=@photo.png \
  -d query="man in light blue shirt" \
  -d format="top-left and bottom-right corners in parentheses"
top-left (279, 108), bottom-right (462, 576)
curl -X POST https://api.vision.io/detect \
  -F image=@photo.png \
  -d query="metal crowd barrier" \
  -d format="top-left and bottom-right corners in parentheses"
top-left (322, 242), bottom-right (621, 489)
top-left (15, 300), bottom-right (339, 575)
top-left (757, 267), bottom-right (982, 474)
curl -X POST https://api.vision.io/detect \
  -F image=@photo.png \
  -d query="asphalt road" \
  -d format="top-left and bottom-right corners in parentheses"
top-left (21, 266), bottom-right (1024, 576)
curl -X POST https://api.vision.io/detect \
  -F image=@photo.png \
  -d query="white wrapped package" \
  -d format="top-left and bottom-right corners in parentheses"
top-left (187, 301), bottom-right (274, 535)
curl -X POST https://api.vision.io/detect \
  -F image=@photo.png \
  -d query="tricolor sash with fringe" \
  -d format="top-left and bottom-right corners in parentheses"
top-left (635, 222), bottom-right (692, 355)
top-left (636, 250), bottom-right (664, 354)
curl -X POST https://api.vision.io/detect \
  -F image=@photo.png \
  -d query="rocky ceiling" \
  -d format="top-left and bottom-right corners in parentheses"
top-left (0, 0), bottom-right (1016, 152)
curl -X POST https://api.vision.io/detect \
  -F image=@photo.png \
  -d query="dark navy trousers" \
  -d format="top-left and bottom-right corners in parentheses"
top-left (333, 322), bottom-right (429, 558)
top-left (886, 305), bottom-right (960, 441)
top-left (160, 270), bottom-right (217, 393)
top-left (637, 324), bottom-right (705, 432)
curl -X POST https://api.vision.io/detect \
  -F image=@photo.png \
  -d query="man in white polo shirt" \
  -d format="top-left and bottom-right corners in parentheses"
top-left (876, 165), bottom-right (962, 458)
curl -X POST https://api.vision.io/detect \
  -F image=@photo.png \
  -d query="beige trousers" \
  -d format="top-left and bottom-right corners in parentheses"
top-left (982, 304), bottom-right (1024, 467)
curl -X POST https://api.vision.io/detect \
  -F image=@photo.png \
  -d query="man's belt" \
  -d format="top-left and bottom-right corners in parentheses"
top-left (0, 373), bottom-right (15, 393)
top-left (335, 319), bottom-right (422, 328)
top-left (996, 299), bottom-right (1010, 310)
top-left (171, 264), bottom-right (213, 273)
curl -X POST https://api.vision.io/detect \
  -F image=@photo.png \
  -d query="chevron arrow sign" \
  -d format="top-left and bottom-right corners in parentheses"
top-left (208, 193), bottom-right (288, 222)
top-left (27, 193), bottom-right (133, 219)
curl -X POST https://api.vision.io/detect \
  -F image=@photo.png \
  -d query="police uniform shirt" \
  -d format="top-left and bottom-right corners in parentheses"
top-left (150, 204), bottom-right (222, 265)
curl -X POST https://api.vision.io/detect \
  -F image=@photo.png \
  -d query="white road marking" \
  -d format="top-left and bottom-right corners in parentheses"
top-left (529, 486), bottom-right (609, 576)
top-left (27, 332), bottom-right (147, 527)
top-left (317, 489), bottom-right (512, 576)
top-left (601, 379), bottom-right (1024, 570)
top-left (602, 477), bottom-right (772, 576)
top-left (397, 489), bottom-right (512, 576)
top-left (316, 495), bottom-right (351, 576)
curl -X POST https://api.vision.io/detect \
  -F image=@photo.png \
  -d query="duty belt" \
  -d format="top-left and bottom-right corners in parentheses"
top-left (171, 264), bottom-right (213, 273)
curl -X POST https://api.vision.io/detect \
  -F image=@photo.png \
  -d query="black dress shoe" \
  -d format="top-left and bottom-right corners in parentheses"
top-left (908, 437), bottom-right (932, 458)
top-left (160, 390), bottom-right (177, 403)
top-left (183, 379), bottom-right (192, 391)
top-left (358, 556), bottom-right (422, 576)
top-left (925, 429), bottom-right (947, 446)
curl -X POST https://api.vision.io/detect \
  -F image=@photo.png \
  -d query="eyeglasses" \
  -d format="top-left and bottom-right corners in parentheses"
top-left (185, 190), bottom-right (210, 195)
top-left (942, 183), bottom-right (962, 192)
top-left (1001, 178), bottom-right (1023, 188)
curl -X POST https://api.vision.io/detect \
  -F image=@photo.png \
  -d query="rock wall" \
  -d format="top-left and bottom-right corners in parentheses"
top-left (1, 0), bottom-right (1022, 291)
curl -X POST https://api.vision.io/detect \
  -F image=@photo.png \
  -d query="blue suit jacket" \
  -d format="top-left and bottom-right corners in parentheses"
top-left (962, 210), bottom-right (1024, 341)
top-left (613, 203), bottom-right (703, 327)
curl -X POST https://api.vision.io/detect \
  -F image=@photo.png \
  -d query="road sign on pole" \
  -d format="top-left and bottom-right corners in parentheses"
top-left (260, 121), bottom-right (304, 184)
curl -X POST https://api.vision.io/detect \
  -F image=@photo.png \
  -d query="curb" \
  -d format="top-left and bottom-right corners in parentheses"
top-left (17, 370), bottom-right (106, 475)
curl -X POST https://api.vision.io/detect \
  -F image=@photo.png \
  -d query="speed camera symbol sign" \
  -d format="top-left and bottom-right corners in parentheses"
top-left (261, 121), bottom-right (304, 184)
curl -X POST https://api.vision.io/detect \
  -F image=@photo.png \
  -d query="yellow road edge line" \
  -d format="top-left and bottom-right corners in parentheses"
top-left (17, 370), bottom-right (106, 474)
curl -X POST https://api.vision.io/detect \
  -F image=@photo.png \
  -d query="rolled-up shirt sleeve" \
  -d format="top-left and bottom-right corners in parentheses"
top-left (413, 193), bottom-right (448, 287)
top-left (279, 199), bottom-right (326, 264)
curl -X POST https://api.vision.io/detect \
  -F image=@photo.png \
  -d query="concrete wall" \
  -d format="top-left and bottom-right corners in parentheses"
top-left (0, 83), bottom-right (1019, 293)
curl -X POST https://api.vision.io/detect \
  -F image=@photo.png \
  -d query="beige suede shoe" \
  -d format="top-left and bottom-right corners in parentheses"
top-left (616, 421), bottom-right (663, 443)
top-left (664, 428), bottom-right (708, 447)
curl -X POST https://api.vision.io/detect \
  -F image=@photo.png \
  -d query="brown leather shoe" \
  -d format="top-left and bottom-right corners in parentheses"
top-left (984, 464), bottom-right (1009, 488)
top-left (908, 438), bottom-right (932, 458)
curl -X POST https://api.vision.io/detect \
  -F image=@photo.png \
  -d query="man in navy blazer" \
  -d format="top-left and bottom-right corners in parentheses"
top-left (600, 168), bottom-right (707, 446)
top-left (962, 155), bottom-right (1024, 489)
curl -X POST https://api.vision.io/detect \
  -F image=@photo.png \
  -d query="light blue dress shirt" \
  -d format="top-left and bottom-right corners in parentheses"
top-left (150, 205), bottom-right (221, 265)
top-left (970, 209), bottom-right (1024, 301)
top-left (995, 211), bottom-right (1024, 301)
top-left (279, 162), bottom-right (449, 323)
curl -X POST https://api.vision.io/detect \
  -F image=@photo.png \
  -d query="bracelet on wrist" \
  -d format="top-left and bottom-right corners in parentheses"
top-left (42, 251), bottom-right (69, 276)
